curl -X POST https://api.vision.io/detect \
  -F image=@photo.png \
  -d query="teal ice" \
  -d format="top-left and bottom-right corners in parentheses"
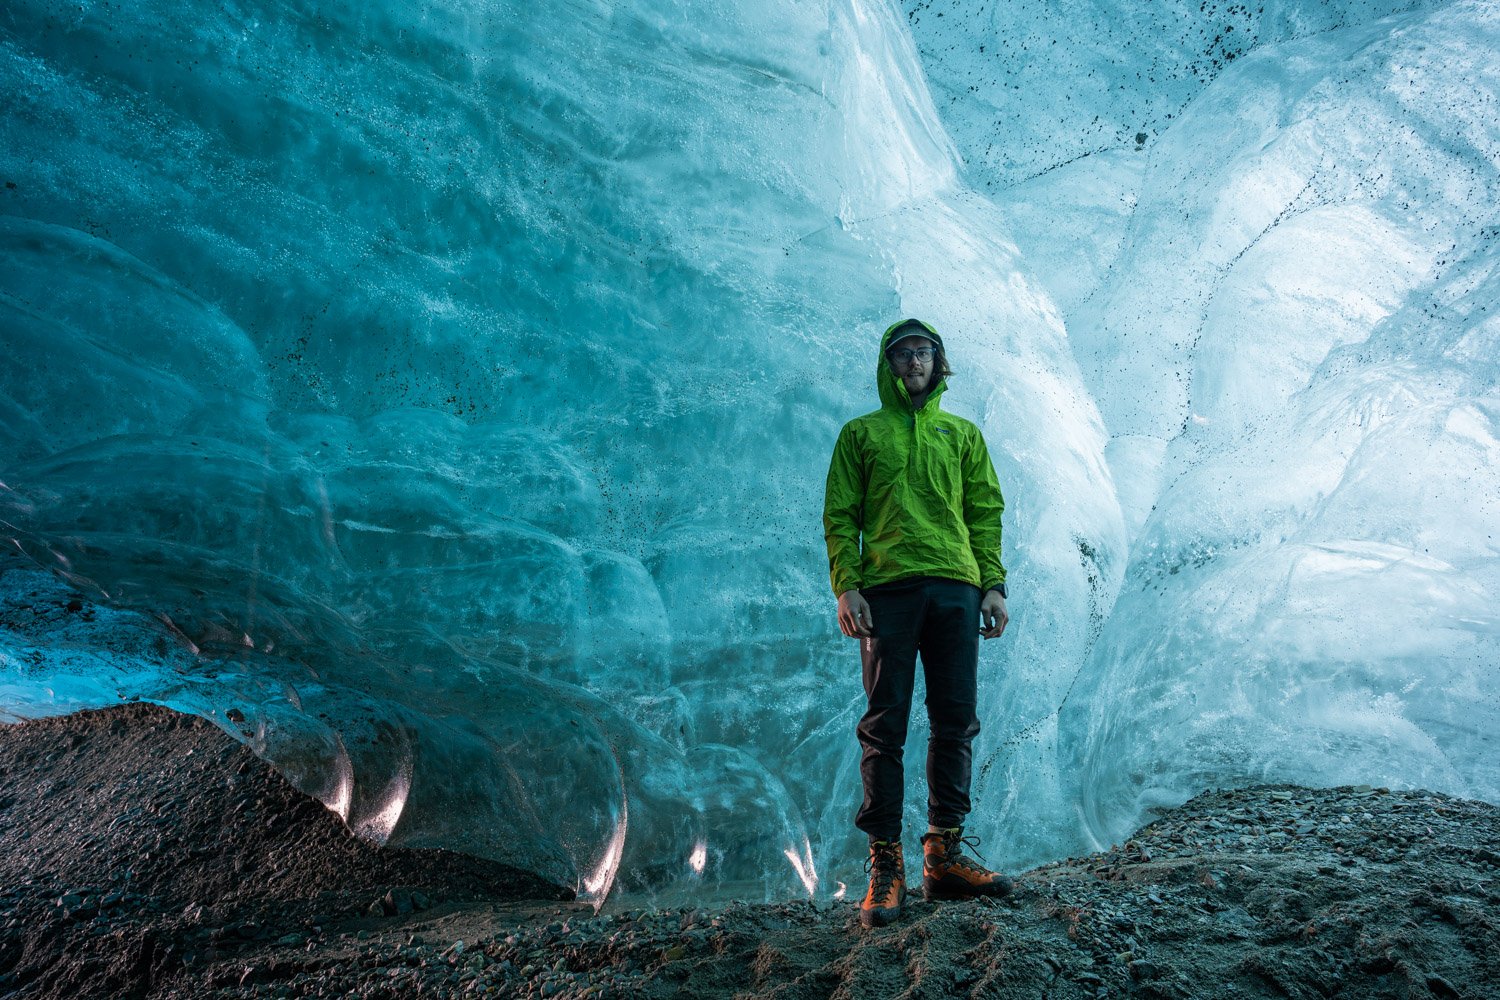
top-left (2, 0), bottom-right (1496, 905)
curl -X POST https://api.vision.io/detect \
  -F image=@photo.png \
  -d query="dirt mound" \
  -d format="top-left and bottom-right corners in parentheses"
top-left (0, 702), bottom-right (568, 998)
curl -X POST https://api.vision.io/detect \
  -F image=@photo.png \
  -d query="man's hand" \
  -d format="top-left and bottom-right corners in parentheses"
top-left (980, 591), bottom-right (1008, 639)
top-left (837, 590), bottom-right (874, 638)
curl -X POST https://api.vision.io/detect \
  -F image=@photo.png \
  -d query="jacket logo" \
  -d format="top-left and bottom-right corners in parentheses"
top-left (935, 427), bottom-right (951, 434)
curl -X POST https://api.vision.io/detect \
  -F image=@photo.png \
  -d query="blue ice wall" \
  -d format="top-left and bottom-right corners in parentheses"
top-left (2, 0), bottom-right (1496, 903)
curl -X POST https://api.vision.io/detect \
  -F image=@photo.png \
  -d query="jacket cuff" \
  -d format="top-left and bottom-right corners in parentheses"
top-left (984, 583), bottom-right (1008, 599)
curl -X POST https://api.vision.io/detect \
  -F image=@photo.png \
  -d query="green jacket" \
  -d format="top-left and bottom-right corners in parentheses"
top-left (822, 318), bottom-right (1007, 597)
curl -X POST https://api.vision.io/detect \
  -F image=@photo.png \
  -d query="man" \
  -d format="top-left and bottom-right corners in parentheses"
top-left (823, 317), bottom-right (1013, 928)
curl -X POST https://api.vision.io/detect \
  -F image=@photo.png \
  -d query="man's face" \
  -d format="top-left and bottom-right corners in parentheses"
top-left (887, 334), bottom-right (938, 397)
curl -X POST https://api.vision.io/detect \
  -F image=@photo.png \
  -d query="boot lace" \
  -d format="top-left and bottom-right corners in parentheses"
top-left (865, 842), bottom-right (901, 897)
top-left (941, 830), bottom-right (993, 876)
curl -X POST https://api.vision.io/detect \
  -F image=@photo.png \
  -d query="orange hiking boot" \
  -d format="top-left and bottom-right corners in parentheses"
top-left (860, 839), bottom-right (905, 928)
top-left (921, 827), bottom-right (1014, 901)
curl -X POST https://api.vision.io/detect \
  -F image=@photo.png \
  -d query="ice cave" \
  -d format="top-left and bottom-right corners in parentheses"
top-left (1, 0), bottom-right (1496, 906)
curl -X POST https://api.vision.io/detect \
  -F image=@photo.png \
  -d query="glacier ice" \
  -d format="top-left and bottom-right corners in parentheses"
top-left (1, 0), bottom-right (1497, 902)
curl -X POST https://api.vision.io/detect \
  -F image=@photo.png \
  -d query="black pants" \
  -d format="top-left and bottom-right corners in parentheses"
top-left (854, 577), bottom-right (981, 841)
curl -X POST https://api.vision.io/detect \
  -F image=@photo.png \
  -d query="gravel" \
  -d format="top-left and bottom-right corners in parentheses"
top-left (2, 704), bottom-right (1497, 998)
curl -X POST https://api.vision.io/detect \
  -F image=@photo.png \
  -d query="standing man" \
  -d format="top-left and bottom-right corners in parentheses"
top-left (824, 318), bottom-right (1013, 928)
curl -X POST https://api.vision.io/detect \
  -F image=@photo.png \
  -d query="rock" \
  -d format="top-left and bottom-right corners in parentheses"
top-left (1426, 973), bottom-right (1462, 998)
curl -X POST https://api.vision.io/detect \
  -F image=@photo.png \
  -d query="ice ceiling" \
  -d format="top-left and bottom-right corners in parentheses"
top-left (2, 0), bottom-right (1497, 904)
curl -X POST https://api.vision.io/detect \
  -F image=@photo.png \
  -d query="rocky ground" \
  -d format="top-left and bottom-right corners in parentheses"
top-left (1, 704), bottom-right (1496, 999)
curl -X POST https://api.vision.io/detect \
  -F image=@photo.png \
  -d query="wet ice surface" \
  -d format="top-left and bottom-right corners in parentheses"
top-left (1, 0), bottom-right (1498, 902)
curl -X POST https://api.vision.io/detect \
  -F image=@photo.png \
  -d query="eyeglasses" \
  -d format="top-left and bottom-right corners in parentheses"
top-left (888, 346), bottom-right (936, 364)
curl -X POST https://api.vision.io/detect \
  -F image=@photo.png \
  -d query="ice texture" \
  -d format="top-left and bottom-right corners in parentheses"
top-left (1, 0), bottom-right (1497, 901)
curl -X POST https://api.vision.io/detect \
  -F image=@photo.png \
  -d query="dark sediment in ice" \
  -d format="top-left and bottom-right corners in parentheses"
top-left (1, 703), bottom-right (1496, 999)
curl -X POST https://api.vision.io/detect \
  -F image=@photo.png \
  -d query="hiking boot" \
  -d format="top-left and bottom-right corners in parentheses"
top-left (860, 839), bottom-right (905, 927)
top-left (922, 827), bottom-right (1014, 901)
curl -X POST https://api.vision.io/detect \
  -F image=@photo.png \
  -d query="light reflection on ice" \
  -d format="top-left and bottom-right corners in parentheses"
top-left (783, 839), bottom-right (818, 898)
top-left (581, 795), bottom-right (628, 906)
top-left (327, 732), bottom-right (353, 823)
top-left (352, 748), bottom-right (412, 845)
top-left (688, 839), bottom-right (707, 874)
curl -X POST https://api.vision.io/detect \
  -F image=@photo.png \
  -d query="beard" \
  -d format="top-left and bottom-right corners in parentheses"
top-left (901, 368), bottom-right (938, 393)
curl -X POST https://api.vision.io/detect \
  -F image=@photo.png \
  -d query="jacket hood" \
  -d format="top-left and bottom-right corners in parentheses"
top-left (877, 317), bottom-right (947, 412)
